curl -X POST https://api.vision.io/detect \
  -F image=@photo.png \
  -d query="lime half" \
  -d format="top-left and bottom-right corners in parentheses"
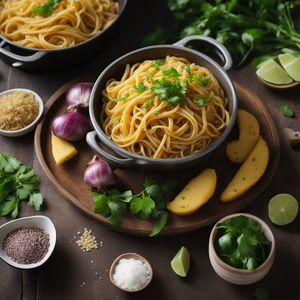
top-left (171, 246), bottom-right (190, 277)
top-left (268, 193), bottom-right (298, 225)
top-left (278, 54), bottom-right (300, 81)
top-left (256, 59), bottom-right (293, 85)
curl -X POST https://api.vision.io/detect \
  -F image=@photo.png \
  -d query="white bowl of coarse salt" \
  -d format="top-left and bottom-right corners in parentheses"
top-left (109, 253), bottom-right (153, 292)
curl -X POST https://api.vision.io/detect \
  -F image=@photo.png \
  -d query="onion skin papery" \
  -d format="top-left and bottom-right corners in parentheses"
top-left (84, 156), bottom-right (117, 188)
top-left (51, 110), bottom-right (89, 141)
top-left (66, 82), bottom-right (93, 108)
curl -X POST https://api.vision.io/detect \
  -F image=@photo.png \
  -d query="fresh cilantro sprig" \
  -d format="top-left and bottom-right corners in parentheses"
top-left (194, 96), bottom-right (210, 107)
top-left (116, 93), bottom-right (129, 102)
top-left (0, 153), bottom-right (43, 218)
top-left (32, 0), bottom-right (62, 17)
top-left (151, 77), bottom-right (188, 106)
top-left (216, 216), bottom-right (270, 270)
top-left (162, 67), bottom-right (180, 77)
top-left (185, 65), bottom-right (192, 76)
top-left (91, 177), bottom-right (177, 236)
top-left (278, 102), bottom-right (294, 118)
top-left (135, 83), bottom-right (146, 93)
top-left (142, 1), bottom-right (300, 67)
top-left (192, 74), bottom-right (210, 86)
top-left (142, 98), bottom-right (154, 109)
top-left (152, 59), bottom-right (166, 69)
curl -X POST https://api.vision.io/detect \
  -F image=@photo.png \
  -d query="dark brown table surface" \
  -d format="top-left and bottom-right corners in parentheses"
top-left (1, 1), bottom-right (300, 299)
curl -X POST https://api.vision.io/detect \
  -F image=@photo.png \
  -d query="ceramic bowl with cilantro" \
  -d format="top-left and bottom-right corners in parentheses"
top-left (208, 213), bottom-right (275, 285)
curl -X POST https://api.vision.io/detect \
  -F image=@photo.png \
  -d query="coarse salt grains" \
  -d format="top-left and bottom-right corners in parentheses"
top-left (112, 257), bottom-right (151, 291)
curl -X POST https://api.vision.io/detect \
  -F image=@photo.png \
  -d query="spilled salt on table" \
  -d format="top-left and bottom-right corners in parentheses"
top-left (113, 258), bottom-right (151, 291)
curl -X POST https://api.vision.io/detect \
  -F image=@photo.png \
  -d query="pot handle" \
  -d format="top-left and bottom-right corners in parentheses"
top-left (86, 131), bottom-right (138, 169)
top-left (173, 35), bottom-right (233, 71)
top-left (0, 39), bottom-right (46, 64)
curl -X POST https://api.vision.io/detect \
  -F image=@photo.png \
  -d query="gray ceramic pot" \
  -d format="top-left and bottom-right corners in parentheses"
top-left (0, 0), bottom-right (127, 71)
top-left (87, 36), bottom-right (238, 170)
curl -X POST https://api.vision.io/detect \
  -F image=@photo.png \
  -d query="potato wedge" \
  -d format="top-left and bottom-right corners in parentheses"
top-left (221, 137), bottom-right (269, 202)
top-left (226, 109), bottom-right (260, 163)
top-left (52, 134), bottom-right (77, 165)
top-left (167, 169), bottom-right (217, 215)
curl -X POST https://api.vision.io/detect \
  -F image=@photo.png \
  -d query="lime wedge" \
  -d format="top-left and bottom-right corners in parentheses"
top-left (171, 246), bottom-right (190, 277)
top-left (268, 193), bottom-right (298, 225)
top-left (256, 59), bottom-right (293, 85)
top-left (278, 54), bottom-right (300, 81)
top-left (278, 53), bottom-right (295, 66)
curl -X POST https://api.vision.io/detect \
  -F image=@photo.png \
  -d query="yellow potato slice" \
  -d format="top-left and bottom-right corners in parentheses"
top-left (221, 137), bottom-right (269, 202)
top-left (167, 169), bottom-right (217, 215)
top-left (226, 109), bottom-right (260, 163)
top-left (51, 134), bottom-right (77, 165)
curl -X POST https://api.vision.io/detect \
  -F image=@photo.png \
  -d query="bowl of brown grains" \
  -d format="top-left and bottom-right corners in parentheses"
top-left (0, 88), bottom-right (44, 137)
top-left (0, 215), bottom-right (56, 269)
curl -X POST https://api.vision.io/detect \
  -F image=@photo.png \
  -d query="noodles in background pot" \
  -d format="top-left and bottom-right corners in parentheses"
top-left (0, 0), bottom-right (118, 49)
top-left (101, 56), bottom-right (230, 159)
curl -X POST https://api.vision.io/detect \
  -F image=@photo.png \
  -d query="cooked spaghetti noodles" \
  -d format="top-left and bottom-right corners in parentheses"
top-left (0, 0), bottom-right (118, 49)
top-left (101, 56), bottom-right (230, 159)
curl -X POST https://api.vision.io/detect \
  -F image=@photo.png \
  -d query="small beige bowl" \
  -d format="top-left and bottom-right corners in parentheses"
top-left (0, 88), bottom-right (44, 137)
top-left (208, 213), bottom-right (275, 285)
top-left (109, 252), bottom-right (153, 292)
top-left (0, 215), bottom-right (56, 269)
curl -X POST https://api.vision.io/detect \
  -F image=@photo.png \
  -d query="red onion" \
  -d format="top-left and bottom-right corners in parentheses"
top-left (84, 156), bottom-right (117, 188)
top-left (51, 109), bottom-right (89, 141)
top-left (66, 82), bottom-right (93, 108)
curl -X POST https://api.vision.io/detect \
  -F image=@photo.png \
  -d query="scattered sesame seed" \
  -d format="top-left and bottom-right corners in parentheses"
top-left (76, 228), bottom-right (98, 252)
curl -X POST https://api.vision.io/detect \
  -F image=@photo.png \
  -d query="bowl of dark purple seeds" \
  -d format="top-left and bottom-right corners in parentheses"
top-left (0, 215), bottom-right (56, 269)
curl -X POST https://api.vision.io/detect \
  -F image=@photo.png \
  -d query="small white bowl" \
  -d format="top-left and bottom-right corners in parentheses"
top-left (208, 213), bottom-right (275, 285)
top-left (0, 215), bottom-right (56, 269)
top-left (109, 253), bottom-right (153, 292)
top-left (0, 88), bottom-right (44, 137)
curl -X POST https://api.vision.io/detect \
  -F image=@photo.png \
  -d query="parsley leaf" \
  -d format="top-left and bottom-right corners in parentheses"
top-left (194, 96), bottom-right (210, 107)
top-left (0, 153), bottom-right (43, 218)
top-left (150, 211), bottom-right (168, 237)
top-left (130, 195), bottom-right (155, 219)
top-left (116, 93), bottom-right (129, 102)
top-left (135, 83), bottom-right (146, 93)
top-left (32, 0), bottom-right (62, 17)
top-left (278, 102), bottom-right (294, 118)
top-left (151, 77), bottom-right (188, 105)
top-left (108, 199), bottom-right (127, 227)
top-left (0, 175), bottom-right (15, 203)
top-left (143, 98), bottom-right (154, 108)
top-left (192, 75), bottom-right (210, 86)
top-left (184, 65), bottom-right (191, 76)
top-left (0, 153), bottom-right (21, 173)
top-left (152, 59), bottom-right (166, 69)
top-left (91, 177), bottom-right (177, 236)
top-left (0, 196), bottom-right (18, 217)
top-left (162, 67), bottom-right (180, 77)
top-left (92, 192), bottom-right (110, 216)
top-left (216, 216), bottom-right (270, 270)
top-left (28, 193), bottom-right (43, 211)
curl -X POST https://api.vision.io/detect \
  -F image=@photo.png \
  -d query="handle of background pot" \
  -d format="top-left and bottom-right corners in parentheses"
top-left (0, 40), bottom-right (46, 63)
top-left (173, 35), bottom-right (233, 71)
top-left (86, 131), bottom-right (136, 169)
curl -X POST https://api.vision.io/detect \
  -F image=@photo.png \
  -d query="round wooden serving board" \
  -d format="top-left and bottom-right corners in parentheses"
top-left (34, 81), bottom-right (280, 236)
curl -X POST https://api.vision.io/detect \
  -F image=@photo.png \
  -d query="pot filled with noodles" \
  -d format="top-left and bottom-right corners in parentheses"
top-left (0, 0), bottom-right (127, 71)
top-left (87, 35), bottom-right (238, 170)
